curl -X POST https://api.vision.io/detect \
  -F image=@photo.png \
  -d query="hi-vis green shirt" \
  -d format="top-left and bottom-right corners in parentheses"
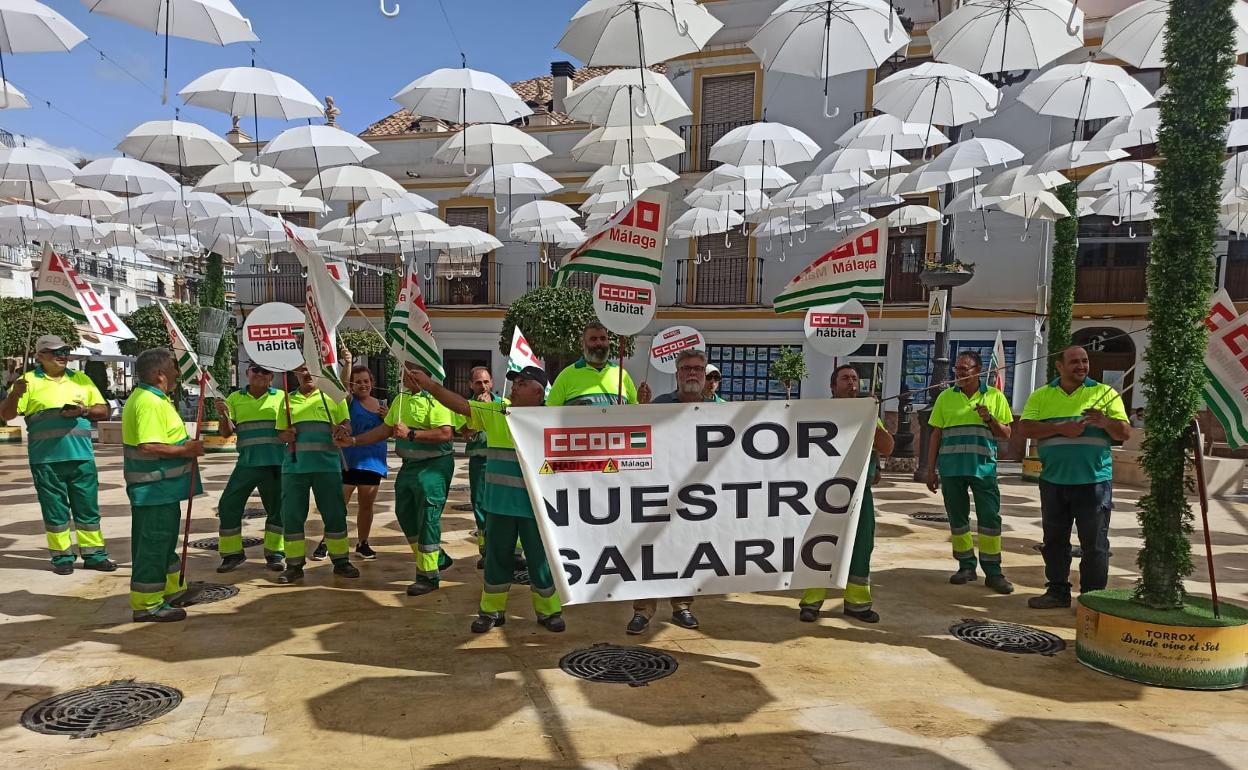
top-left (1022, 377), bottom-right (1128, 485)
top-left (18, 367), bottom-right (103, 465)
top-left (929, 384), bottom-right (1014, 478)
top-left (455, 393), bottom-right (504, 458)
top-left (276, 389), bottom-right (348, 474)
top-left (122, 384), bottom-right (201, 506)
top-left (225, 387), bottom-right (285, 467)
top-left (466, 399), bottom-right (533, 518)
top-left (385, 390), bottom-right (454, 463)
top-left (546, 359), bottom-right (637, 406)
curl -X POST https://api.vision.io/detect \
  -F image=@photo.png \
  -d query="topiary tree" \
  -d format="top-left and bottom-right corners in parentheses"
top-left (0, 298), bottom-right (80, 359)
top-left (119, 302), bottom-right (200, 356)
top-left (1137, 0), bottom-right (1236, 609)
top-left (499, 285), bottom-right (636, 365)
top-left (770, 346), bottom-right (809, 400)
top-left (201, 253), bottom-right (233, 417)
top-left (1047, 182), bottom-right (1079, 381)
top-left (338, 328), bottom-right (388, 359)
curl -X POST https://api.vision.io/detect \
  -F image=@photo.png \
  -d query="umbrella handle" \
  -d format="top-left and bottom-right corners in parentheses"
top-left (494, 198), bottom-right (507, 215)
top-left (621, 163), bottom-right (634, 178)
top-left (251, 160), bottom-right (263, 178)
top-left (1069, 143), bottom-right (1081, 164)
top-left (633, 89), bottom-right (650, 119)
top-left (380, 0), bottom-right (400, 17)
top-left (898, 225), bottom-right (907, 234)
top-left (1066, 0), bottom-right (1081, 36)
top-left (671, 1), bottom-right (690, 37)
top-left (1112, 215), bottom-right (1123, 226)
top-left (765, 238), bottom-right (773, 253)
top-left (940, 215), bottom-right (950, 225)
top-left (423, 262), bottom-right (434, 281)
top-left (823, 92), bottom-right (840, 119)
top-left (779, 246), bottom-right (786, 263)
top-left (724, 229), bottom-right (732, 249)
top-left (799, 229), bottom-right (807, 244)
top-left (1128, 225), bottom-right (1136, 239)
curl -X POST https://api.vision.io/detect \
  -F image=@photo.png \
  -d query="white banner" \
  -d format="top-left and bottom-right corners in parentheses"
top-left (507, 399), bottom-right (878, 605)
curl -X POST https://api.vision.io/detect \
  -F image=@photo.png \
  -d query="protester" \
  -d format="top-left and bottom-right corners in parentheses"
top-left (703, 363), bottom-right (726, 402)
top-left (925, 351), bottom-right (1015, 594)
top-left (1019, 346), bottom-right (1130, 609)
top-left (338, 365), bottom-right (389, 561)
top-left (214, 364), bottom-right (287, 573)
top-left (798, 364), bottom-right (893, 624)
top-left (1130, 407), bottom-right (1145, 429)
top-left (415, 365), bottom-right (565, 634)
top-left (546, 322), bottom-right (637, 406)
top-left (457, 366), bottom-right (506, 569)
top-left (121, 348), bottom-right (204, 622)
top-left (0, 335), bottom-right (115, 574)
top-left (274, 364), bottom-right (358, 584)
top-left (349, 362), bottom-right (455, 595)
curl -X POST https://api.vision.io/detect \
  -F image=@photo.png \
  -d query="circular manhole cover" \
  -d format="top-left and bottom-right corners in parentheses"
top-left (910, 511), bottom-right (949, 523)
top-left (22, 681), bottom-right (183, 738)
top-left (559, 644), bottom-right (678, 687)
top-left (178, 582), bottom-right (239, 607)
top-left (513, 569), bottom-right (530, 585)
top-left (453, 503), bottom-right (474, 512)
top-left (189, 536), bottom-right (264, 551)
top-left (949, 619), bottom-right (1066, 656)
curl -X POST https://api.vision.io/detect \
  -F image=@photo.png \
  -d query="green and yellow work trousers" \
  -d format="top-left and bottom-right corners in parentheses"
top-left (130, 502), bottom-right (186, 615)
top-left (281, 470), bottom-right (349, 567)
top-left (217, 464), bottom-right (284, 559)
top-left (31, 459), bottom-right (107, 566)
top-left (799, 487), bottom-right (875, 613)
top-left (395, 455), bottom-right (453, 584)
top-left (480, 512), bottom-right (560, 619)
top-left (468, 455), bottom-right (487, 553)
top-left (941, 475), bottom-right (1003, 576)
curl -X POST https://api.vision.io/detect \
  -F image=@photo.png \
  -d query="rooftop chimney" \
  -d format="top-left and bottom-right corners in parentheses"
top-left (551, 61), bottom-right (576, 115)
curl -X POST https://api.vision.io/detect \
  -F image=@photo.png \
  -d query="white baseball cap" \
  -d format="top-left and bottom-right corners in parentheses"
top-left (36, 335), bottom-right (70, 353)
top-left (706, 363), bottom-right (720, 375)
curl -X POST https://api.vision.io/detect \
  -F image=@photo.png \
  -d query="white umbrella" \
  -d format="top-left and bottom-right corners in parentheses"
top-left (1090, 186), bottom-right (1156, 223)
top-left (927, 0), bottom-right (1083, 75)
top-left (571, 124), bottom-right (685, 165)
top-left (303, 165), bottom-right (406, 202)
top-left (117, 119), bottom-right (241, 167)
top-left (506, 200), bottom-right (580, 230)
top-left (980, 165), bottom-right (1069, 197)
top-left (1101, 0), bottom-right (1248, 70)
top-left (886, 204), bottom-right (941, 229)
top-left (1030, 141), bottom-right (1128, 173)
top-left (796, 170), bottom-right (873, 195)
top-left (370, 211), bottom-right (448, 237)
top-left (752, 215), bottom-right (809, 247)
top-left (392, 66), bottom-right (531, 124)
top-left (1084, 107), bottom-right (1160, 152)
top-left (918, 137), bottom-right (1023, 187)
top-left (1078, 161), bottom-right (1156, 193)
top-left (354, 193), bottom-right (437, 221)
top-left (0, 203), bottom-right (59, 229)
top-left (582, 162), bottom-right (678, 192)
top-left (994, 190), bottom-right (1071, 220)
top-left (464, 163), bottom-right (562, 214)
top-left (771, 184), bottom-right (842, 211)
top-left (897, 163), bottom-right (976, 194)
top-left (242, 187), bottom-right (331, 215)
top-left (258, 125), bottom-right (379, 171)
top-left (76, 157), bottom-right (180, 194)
top-left (415, 224), bottom-right (502, 255)
top-left (667, 207), bottom-right (743, 238)
top-left (697, 164), bottom-right (795, 191)
top-left (45, 187), bottom-right (123, 218)
top-left (873, 62), bottom-right (999, 148)
top-left (564, 67), bottom-right (690, 125)
top-left (557, 0), bottom-right (723, 67)
top-left (179, 66), bottom-right (323, 119)
top-left (811, 147), bottom-right (908, 175)
top-left (434, 123), bottom-right (553, 172)
top-left (819, 208), bottom-right (874, 232)
top-left (748, 0), bottom-right (908, 117)
top-left (195, 161), bottom-right (294, 194)
top-left (836, 114), bottom-right (949, 152)
top-left (584, 188), bottom-right (647, 215)
top-left (0, 146), bottom-right (78, 196)
top-left (709, 121), bottom-right (820, 167)
top-left (511, 219), bottom-right (586, 245)
top-left (124, 187), bottom-right (232, 224)
top-left (0, 1), bottom-right (86, 106)
top-left (1019, 62), bottom-right (1155, 148)
top-left (82, 0), bottom-right (258, 102)
top-left (0, 78), bottom-right (27, 109)
top-left (317, 216), bottom-right (374, 245)
top-left (862, 172), bottom-right (908, 197)
top-left (944, 184), bottom-right (1006, 215)
top-left (684, 188), bottom-right (771, 217)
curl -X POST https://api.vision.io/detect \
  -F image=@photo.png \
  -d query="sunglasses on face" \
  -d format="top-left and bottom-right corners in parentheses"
top-left (707, 374), bottom-right (721, 381)
top-left (46, 348), bottom-right (72, 357)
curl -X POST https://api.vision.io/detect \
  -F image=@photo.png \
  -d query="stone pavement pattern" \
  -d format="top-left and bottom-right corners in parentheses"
top-left (0, 445), bottom-right (1244, 769)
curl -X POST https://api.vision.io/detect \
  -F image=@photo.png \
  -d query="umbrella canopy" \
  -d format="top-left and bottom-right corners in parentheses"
top-left (242, 187), bottom-right (331, 214)
top-left (944, 184), bottom-right (1006, 215)
top-left (796, 170), bottom-right (873, 195)
top-left (0, 202), bottom-right (60, 228)
top-left (511, 219), bottom-right (586, 245)
top-left (819, 208), bottom-right (874, 232)
top-left (570, 124), bottom-right (685, 164)
top-left (862, 171), bottom-right (909, 197)
top-left (564, 67), bottom-right (690, 126)
top-left (919, 137), bottom-right (1023, 182)
top-left (708, 121), bottom-right (820, 166)
top-left (1078, 161), bottom-right (1156, 193)
top-left (667, 206), bottom-right (744, 239)
top-left (583, 188), bottom-right (647, 215)
top-left (464, 163), bottom-right (562, 197)
top-left (994, 190), bottom-right (1072, 221)
top-left (392, 66), bottom-right (531, 123)
top-left (748, 0), bottom-right (908, 116)
top-left (696, 164), bottom-right (796, 192)
top-left (45, 187), bottom-right (124, 217)
top-left (505, 200), bottom-right (580, 230)
top-left (123, 188), bottom-right (232, 223)
top-left (195, 160), bottom-right (294, 194)
top-left (354, 193), bottom-right (437, 221)
top-left (767, 184), bottom-right (841, 215)
top-left (873, 62), bottom-right (999, 129)
top-left (927, 0), bottom-right (1084, 74)
top-left (557, 0), bottom-right (723, 67)
top-left (751, 215), bottom-right (808, 239)
top-left (1029, 141), bottom-right (1128, 173)
top-left (179, 66), bottom-right (323, 119)
top-left (0, 1), bottom-right (83, 105)
top-left (897, 163), bottom-right (976, 194)
top-left (1084, 107), bottom-right (1160, 152)
top-left (0, 145), bottom-right (78, 187)
top-left (1090, 186), bottom-right (1156, 221)
top-left (370, 211), bottom-right (449, 237)
top-left (76, 157), bottom-right (179, 194)
top-left (434, 123), bottom-right (553, 166)
top-left (116, 118), bottom-right (241, 166)
top-left (414, 225), bottom-right (502, 255)
top-left (582, 161), bottom-right (678, 192)
top-left (835, 114), bottom-right (949, 151)
top-left (811, 147), bottom-right (908, 175)
top-left (303, 165), bottom-right (406, 202)
top-left (1101, 0), bottom-right (1248, 70)
top-left (980, 165), bottom-right (1069, 197)
top-left (684, 188), bottom-right (771, 216)
top-left (258, 125), bottom-right (379, 170)
top-left (1018, 62), bottom-right (1154, 121)
top-left (886, 204), bottom-right (941, 228)
top-left (0, 78), bottom-right (27, 108)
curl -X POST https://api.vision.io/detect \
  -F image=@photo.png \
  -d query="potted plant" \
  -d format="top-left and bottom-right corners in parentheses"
top-left (770, 346), bottom-right (809, 400)
top-left (919, 258), bottom-right (975, 288)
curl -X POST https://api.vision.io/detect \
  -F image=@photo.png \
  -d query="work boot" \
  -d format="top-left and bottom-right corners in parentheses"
top-left (406, 576), bottom-right (438, 596)
top-left (539, 613), bottom-right (566, 633)
top-left (216, 554), bottom-right (246, 573)
top-left (276, 565), bottom-right (304, 584)
top-left (169, 584), bottom-right (207, 608)
top-left (265, 555), bottom-right (285, 572)
top-left (986, 574), bottom-right (1015, 595)
top-left (626, 613), bottom-right (650, 635)
top-left (476, 556), bottom-right (484, 570)
top-left (844, 607), bottom-right (880, 624)
top-left (1070, 546), bottom-right (1083, 558)
top-left (471, 612), bottom-right (505, 633)
top-left (333, 561), bottom-right (360, 578)
top-left (513, 553), bottom-right (527, 570)
top-left (355, 541), bottom-right (377, 560)
top-left (671, 609), bottom-right (699, 629)
top-left (83, 558), bottom-right (117, 572)
top-left (51, 561), bottom-right (74, 575)
top-left (310, 540), bottom-right (328, 561)
top-left (949, 568), bottom-right (978, 585)
top-left (798, 607), bottom-right (819, 623)
top-left (133, 605), bottom-right (187, 623)
top-left (438, 550), bottom-right (454, 571)
top-left (1027, 592), bottom-right (1071, 609)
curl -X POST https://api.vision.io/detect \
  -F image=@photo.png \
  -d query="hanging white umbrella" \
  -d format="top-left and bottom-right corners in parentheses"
top-left (1019, 62), bottom-right (1155, 149)
top-left (811, 147), bottom-right (908, 176)
top-left (697, 163), bottom-right (795, 191)
top-left (886, 204), bottom-right (942, 229)
top-left (195, 160), bottom-right (294, 194)
top-left (117, 118), bottom-right (241, 167)
top-left (392, 67), bottom-right (531, 123)
top-left (708, 121), bottom-right (820, 167)
top-left (836, 114), bottom-right (949, 152)
top-left (564, 67), bottom-right (690, 125)
top-left (258, 125), bottom-right (379, 170)
top-left (796, 170), bottom-right (874, 195)
top-left (48, 213), bottom-right (105, 247)
top-left (583, 188), bottom-right (648, 215)
top-left (667, 207), bottom-right (743, 239)
top-left (76, 157), bottom-right (180, 194)
top-left (1078, 161), bottom-right (1156, 193)
top-left (1090, 186), bottom-right (1156, 222)
top-left (896, 163), bottom-right (976, 194)
top-left (434, 123), bottom-right (553, 174)
top-left (1101, 0), bottom-right (1248, 70)
top-left (242, 187), bottom-right (331, 215)
top-left (303, 165), bottom-right (406, 202)
top-left (124, 187), bottom-right (232, 223)
top-left (463, 162), bottom-right (562, 213)
top-left (819, 208), bottom-right (874, 232)
top-left (0, 203), bottom-right (59, 229)
top-left (0, 1), bottom-right (86, 106)
top-left (414, 225), bottom-right (502, 255)
top-left (1029, 141), bottom-right (1128, 173)
top-left (0, 146), bottom-right (78, 194)
top-left (0, 78), bottom-right (27, 109)
top-left (354, 193), bottom-right (437, 221)
top-left (370, 211), bottom-right (448, 237)
top-left (45, 187), bottom-right (124, 218)
top-left (944, 184), bottom-right (1007, 215)
top-left (752, 215), bottom-right (808, 243)
top-left (82, 0), bottom-right (258, 103)
top-left (511, 219), bottom-right (586, 246)
top-left (994, 190), bottom-right (1071, 220)
top-left (570, 124), bottom-right (685, 165)
top-left (684, 188), bottom-right (771, 217)
top-left (771, 184), bottom-right (842, 211)
top-left (980, 165), bottom-right (1069, 197)
top-left (1084, 107), bottom-right (1160, 152)
top-left (873, 63), bottom-right (1000, 148)
top-left (927, 0), bottom-right (1083, 75)
top-left (582, 162), bottom-right (677, 192)
top-left (748, 0), bottom-right (908, 117)
top-left (179, 66), bottom-right (323, 119)
top-left (862, 171), bottom-right (909, 197)
top-left (557, 0), bottom-right (722, 67)
top-left (506, 200), bottom-right (580, 231)
top-left (917, 137), bottom-right (1023, 187)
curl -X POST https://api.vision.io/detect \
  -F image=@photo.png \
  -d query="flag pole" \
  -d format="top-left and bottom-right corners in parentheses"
top-left (284, 370), bottom-right (297, 461)
top-left (1191, 418), bottom-right (1221, 617)
top-left (178, 368), bottom-right (209, 582)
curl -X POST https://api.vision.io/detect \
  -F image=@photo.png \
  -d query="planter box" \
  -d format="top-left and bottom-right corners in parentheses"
top-left (97, 421), bottom-right (123, 445)
top-left (919, 269), bottom-right (974, 288)
top-left (204, 433), bottom-right (237, 454)
top-left (0, 425), bottom-right (21, 444)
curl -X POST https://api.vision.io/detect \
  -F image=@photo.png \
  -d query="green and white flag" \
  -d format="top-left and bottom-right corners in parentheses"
top-left (33, 243), bottom-right (135, 340)
top-left (157, 301), bottom-right (223, 399)
top-left (287, 223), bottom-right (350, 401)
top-left (554, 190), bottom-right (668, 286)
top-left (773, 220), bottom-right (888, 315)
top-left (1202, 288), bottom-right (1248, 447)
top-left (387, 256), bottom-right (446, 380)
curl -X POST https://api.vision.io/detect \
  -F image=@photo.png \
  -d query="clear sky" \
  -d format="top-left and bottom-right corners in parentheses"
top-left (0, 0), bottom-right (586, 160)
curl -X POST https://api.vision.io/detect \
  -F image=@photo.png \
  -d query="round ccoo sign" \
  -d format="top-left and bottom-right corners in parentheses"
top-left (649, 325), bottom-right (706, 374)
top-left (241, 302), bottom-right (306, 372)
top-left (804, 300), bottom-right (870, 358)
top-left (592, 275), bottom-right (657, 337)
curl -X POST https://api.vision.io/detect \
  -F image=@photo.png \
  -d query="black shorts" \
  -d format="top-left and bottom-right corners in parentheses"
top-left (342, 468), bottom-right (383, 487)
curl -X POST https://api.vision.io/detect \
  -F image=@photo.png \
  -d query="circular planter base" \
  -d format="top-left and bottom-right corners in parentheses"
top-left (203, 434), bottom-right (237, 454)
top-left (0, 426), bottom-right (22, 444)
top-left (1076, 589), bottom-right (1248, 690)
top-left (1021, 455), bottom-right (1042, 483)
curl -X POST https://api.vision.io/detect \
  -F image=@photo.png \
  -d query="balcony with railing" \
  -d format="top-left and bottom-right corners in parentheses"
top-left (525, 260), bottom-right (594, 292)
top-left (673, 120), bottom-right (756, 175)
top-left (884, 250), bottom-right (931, 304)
top-left (673, 255), bottom-right (766, 306)
top-left (421, 261), bottom-right (500, 306)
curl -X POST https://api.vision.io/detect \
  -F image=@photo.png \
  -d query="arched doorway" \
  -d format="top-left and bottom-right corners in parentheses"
top-left (1071, 327), bottom-right (1136, 407)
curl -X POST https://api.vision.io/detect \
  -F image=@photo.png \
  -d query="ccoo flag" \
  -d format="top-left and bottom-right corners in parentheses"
top-left (554, 190), bottom-right (668, 286)
top-left (387, 256), bottom-right (446, 380)
top-left (33, 244), bottom-right (135, 340)
top-left (1202, 288), bottom-right (1248, 447)
top-left (988, 330), bottom-right (1006, 392)
top-left (287, 223), bottom-right (351, 401)
top-left (773, 219), bottom-right (887, 314)
top-left (157, 302), bottom-right (223, 399)
top-left (508, 325), bottom-right (543, 373)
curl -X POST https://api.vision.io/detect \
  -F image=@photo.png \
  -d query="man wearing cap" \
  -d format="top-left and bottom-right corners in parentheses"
top-left (457, 366), bottom-right (505, 569)
top-left (416, 365), bottom-right (566, 634)
top-left (122, 348), bottom-right (204, 622)
top-left (349, 362), bottom-right (456, 596)
top-left (1019, 346), bottom-right (1130, 609)
top-left (703, 363), bottom-right (726, 402)
top-left (546, 322), bottom-right (637, 407)
top-left (0, 335), bottom-right (115, 575)
top-left (273, 364), bottom-right (358, 584)
top-left (212, 364), bottom-right (286, 574)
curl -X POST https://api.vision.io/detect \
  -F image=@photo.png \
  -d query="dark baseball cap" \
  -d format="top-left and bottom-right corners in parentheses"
top-left (506, 366), bottom-right (548, 388)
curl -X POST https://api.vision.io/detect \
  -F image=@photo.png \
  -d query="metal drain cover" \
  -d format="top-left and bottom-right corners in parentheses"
top-left (22, 680), bottom-right (182, 738)
top-left (177, 582), bottom-right (239, 607)
top-left (910, 511), bottom-right (949, 523)
top-left (243, 508), bottom-right (267, 520)
top-left (453, 503), bottom-right (474, 512)
top-left (949, 618), bottom-right (1066, 656)
top-left (560, 643), bottom-right (678, 687)
top-left (513, 569), bottom-right (530, 585)
top-left (189, 536), bottom-right (263, 550)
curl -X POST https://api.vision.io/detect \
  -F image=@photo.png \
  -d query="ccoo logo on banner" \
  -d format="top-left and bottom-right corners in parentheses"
top-left (506, 399), bottom-right (878, 604)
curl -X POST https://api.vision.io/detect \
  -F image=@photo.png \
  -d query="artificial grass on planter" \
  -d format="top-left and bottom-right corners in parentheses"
top-left (1079, 589), bottom-right (1248, 627)
top-left (1076, 647), bottom-right (1245, 689)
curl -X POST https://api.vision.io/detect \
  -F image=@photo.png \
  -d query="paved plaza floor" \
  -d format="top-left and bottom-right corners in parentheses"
top-left (0, 445), bottom-right (1244, 769)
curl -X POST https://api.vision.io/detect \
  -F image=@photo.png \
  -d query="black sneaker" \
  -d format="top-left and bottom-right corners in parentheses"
top-left (799, 607), bottom-right (819, 623)
top-left (513, 554), bottom-right (527, 571)
top-left (216, 554), bottom-right (246, 573)
top-left (333, 561), bottom-right (360, 578)
top-left (1071, 546), bottom-right (1083, 558)
top-left (265, 555), bottom-right (285, 572)
top-left (276, 565), bottom-right (304, 584)
top-left (310, 540), bottom-right (328, 561)
top-left (83, 558), bottom-right (117, 572)
top-left (356, 541), bottom-right (377, 560)
top-left (626, 613), bottom-right (650, 635)
top-left (1027, 592), bottom-right (1071, 609)
top-left (471, 612), bottom-right (505, 633)
top-left (844, 607), bottom-right (880, 624)
top-left (671, 609), bottom-right (699, 629)
top-left (539, 613), bottom-right (566, 633)
top-left (406, 577), bottom-right (438, 596)
top-left (986, 574), bottom-right (1015, 595)
top-left (949, 568), bottom-right (978, 585)
top-left (134, 605), bottom-right (187, 623)
top-left (51, 562), bottom-right (74, 575)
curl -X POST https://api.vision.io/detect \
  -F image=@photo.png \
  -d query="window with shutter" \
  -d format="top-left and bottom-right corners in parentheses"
top-left (693, 228), bottom-right (751, 305)
top-left (694, 73), bottom-right (757, 172)
top-left (440, 206), bottom-right (490, 304)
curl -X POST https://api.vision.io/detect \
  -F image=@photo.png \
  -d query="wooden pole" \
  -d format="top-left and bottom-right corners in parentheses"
top-left (178, 368), bottom-right (208, 581)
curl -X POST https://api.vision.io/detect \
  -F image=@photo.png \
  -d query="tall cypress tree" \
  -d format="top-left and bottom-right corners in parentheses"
top-left (202, 253), bottom-right (234, 418)
top-left (1047, 182), bottom-right (1079, 380)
